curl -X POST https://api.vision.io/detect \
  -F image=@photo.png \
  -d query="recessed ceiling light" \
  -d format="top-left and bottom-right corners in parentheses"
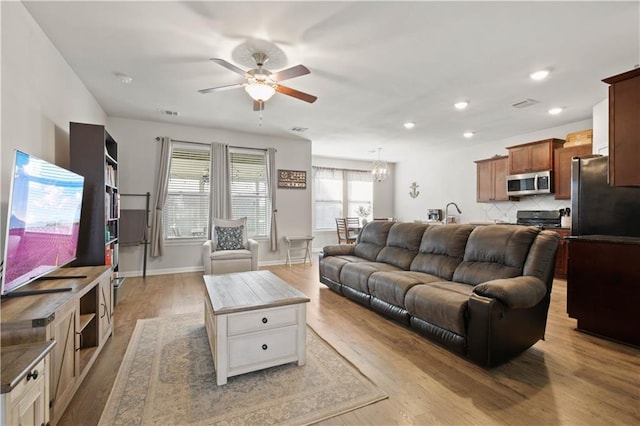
top-left (548, 107), bottom-right (563, 115)
top-left (403, 121), bottom-right (415, 129)
top-left (454, 101), bottom-right (469, 110)
top-left (530, 69), bottom-right (550, 81)
top-left (463, 131), bottom-right (475, 138)
top-left (114, 72), bottom-right (133, 84)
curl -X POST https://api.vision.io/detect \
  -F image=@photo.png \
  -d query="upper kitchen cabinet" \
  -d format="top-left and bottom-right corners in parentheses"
top-left (603, 68), bottom-right (640, 187)
top-left (506, 138), bottom-right (565, 174)
top-left (475, 155), bottom-right (512, 202)
top-left (554, 144), bottom-right (593, 199)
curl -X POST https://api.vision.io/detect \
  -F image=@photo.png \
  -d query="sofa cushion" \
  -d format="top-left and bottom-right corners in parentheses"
top-left (376, 223), bottom-right (428, 269)
top-left (319, 255), bottom-right (368, 284)
top-left (340, 261), bottom-right (403, 293)
top-left (410, 225), bottom-right (474, 280)
top-left (405, 282), bottom-right (475, 337)
top-left (353, 221), bottom-right (395, 261)
top-left (208, 248), bottom-right (253, 260)
top-left (369, 271), bottom-right (442, 307)
top-left (453, 225), bottom-right (540, 286)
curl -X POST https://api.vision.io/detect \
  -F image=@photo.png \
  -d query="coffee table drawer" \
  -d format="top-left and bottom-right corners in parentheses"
top-left (228, 306), bottom-right (298, 336)
top-left (228, 326), bottom-right (298, 370)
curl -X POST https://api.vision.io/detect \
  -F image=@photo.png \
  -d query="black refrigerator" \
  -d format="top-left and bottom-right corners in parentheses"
top-left (571, 154), bottom-right (640, 237)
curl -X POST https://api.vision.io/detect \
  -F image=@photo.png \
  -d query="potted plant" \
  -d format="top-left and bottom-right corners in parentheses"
top-left (355, 205), bottom-right (372, 226)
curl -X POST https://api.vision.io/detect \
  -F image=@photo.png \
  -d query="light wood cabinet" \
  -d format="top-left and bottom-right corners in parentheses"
top-left (475, 156), bottom-right (512, 202)
top-left (0, 266), bottom-right (113, 425)
top-left (1, 343), bottom-right (53, 426)
top-left (603, 68), bottom-right (640, 187)
top-left (507, 138), bottom-right (565, 174)
top-left (49, 302), bottom-right (80, 421)
top-left (554, 144), bottom-right (593, 199)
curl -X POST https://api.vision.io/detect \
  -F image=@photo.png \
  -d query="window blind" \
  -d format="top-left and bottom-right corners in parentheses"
top-left (230, 148), bottom-right (270, 237)
top-left (313, 166), bottom-right (373, 230)
top-left (164, 143), bottom-right (211, 239)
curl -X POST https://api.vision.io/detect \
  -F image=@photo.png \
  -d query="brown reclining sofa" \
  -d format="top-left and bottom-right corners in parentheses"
top-left (319, 221), bottom-right (560, 367)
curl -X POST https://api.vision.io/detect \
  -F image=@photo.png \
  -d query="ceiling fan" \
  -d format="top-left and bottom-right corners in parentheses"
top-left (198, 52), bottom-right (317, 111)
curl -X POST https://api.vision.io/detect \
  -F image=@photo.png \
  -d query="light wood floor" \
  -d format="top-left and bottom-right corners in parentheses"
top-left (59, 264), bottom-right (640, 425)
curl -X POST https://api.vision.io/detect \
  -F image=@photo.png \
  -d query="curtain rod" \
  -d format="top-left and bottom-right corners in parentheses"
top-left (313, 165), bottom-right (372, 173)
top-left (155, 137), bottom-right (268, 152)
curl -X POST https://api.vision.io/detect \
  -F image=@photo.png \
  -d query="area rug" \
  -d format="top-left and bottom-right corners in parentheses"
top-left (99, 312), bottom-right (387, 425)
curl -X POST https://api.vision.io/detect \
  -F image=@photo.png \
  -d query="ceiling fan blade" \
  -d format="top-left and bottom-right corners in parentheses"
top-left (210, 58), bottom-right (249, 77)
top-left (198, 83), bottom-right (245, 94)
top-left (270, 65), bottom-right (310, 82)
top-left (253, 100), bottom-right (265, 112)
top-left (275, 85), bottom-right (318, 103)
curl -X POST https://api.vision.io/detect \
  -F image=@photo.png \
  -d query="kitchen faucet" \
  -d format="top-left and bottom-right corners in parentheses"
top-left (445, 202), bottom-right (462, 224)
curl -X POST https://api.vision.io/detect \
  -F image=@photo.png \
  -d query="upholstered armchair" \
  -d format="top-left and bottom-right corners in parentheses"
top-left (202, 217), bottom-right (259, 275)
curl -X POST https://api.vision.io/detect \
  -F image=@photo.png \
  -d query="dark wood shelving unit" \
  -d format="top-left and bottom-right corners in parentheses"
top-left (70, 122), bottom-right (120, 271)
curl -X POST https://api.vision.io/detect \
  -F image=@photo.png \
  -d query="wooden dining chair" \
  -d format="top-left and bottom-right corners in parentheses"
top-left (346, 217), bottom-right (361, 240)
top-left (335, 218), bottom-right (356, 244)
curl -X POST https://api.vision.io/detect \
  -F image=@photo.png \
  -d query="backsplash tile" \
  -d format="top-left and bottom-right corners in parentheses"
top-left (483, 195), bottom-right (571, 223)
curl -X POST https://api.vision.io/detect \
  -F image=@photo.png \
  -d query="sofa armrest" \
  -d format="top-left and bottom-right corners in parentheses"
top-left (202, 240), bottom-right (214, 274)
top-left (472, 276), bottom-right (547, 309)
top-left (247, 238), bottom-right (259, 270)
top-left (322, 244), bottom-right (356, 258)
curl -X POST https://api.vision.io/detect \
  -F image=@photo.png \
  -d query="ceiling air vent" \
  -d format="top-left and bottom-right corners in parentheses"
top-left (158, 109), bottom-right (180, 116)
top-left (512, 98), bottom-right (539, 109)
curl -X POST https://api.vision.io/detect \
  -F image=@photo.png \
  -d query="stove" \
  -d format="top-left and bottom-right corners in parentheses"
top-left (516, 210), bottom-right (562, 228)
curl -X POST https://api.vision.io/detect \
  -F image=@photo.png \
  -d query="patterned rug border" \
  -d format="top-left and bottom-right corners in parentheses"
top-left (99, 312), bottom-right (388, 425)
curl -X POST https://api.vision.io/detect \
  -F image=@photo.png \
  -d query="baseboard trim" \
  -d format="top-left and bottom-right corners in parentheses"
top-left (118, 260), bottom-right (300, 277)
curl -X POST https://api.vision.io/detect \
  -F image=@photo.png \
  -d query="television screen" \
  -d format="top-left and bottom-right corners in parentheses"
top-left (1, 150), bottom-right (85, 295)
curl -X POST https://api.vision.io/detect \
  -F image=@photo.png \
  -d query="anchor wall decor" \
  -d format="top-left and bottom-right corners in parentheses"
top-left (409, 182), bottom-right (420, 198)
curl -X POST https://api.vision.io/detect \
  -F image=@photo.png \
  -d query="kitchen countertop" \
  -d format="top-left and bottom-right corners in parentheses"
top-left (566, 235), bottom-right (640, 245)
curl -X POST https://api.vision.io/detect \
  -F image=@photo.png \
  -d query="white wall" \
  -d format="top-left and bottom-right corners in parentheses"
top-left (1, 2), bottom-right (107, 255)
top-left (311, 156), bottom-right (394, 250)
top-left (107, 117), bottom-right (312, 276)
top-left (394, 119), bottom-right (594, 225)
top-left (592, 98), bottom-right (609, 155)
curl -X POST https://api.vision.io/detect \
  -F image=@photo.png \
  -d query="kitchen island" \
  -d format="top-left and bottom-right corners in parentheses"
top-left (566, 235), bottom-right (640, 347)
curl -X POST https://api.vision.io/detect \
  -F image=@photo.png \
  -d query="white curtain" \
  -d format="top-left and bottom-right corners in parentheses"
top-left (150, 137), bottom-right (171, 257)
top-left (210, 142), bottom-right (231, 235)
top-left (267, 147), bottom-right (278, 251)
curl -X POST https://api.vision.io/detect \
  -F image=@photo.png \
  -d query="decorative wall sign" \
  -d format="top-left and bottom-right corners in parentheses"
top-left (278, 169), bottom-right (307, 189)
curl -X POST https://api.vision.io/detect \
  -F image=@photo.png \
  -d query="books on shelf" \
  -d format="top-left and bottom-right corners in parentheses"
top-left (104, 192), bottom-right (120, 221)
top-left (105, 164), bottom-right (117, 187)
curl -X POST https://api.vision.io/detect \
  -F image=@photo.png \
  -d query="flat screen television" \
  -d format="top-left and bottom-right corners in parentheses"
top-left (1, 150), bottom-right (85, 296)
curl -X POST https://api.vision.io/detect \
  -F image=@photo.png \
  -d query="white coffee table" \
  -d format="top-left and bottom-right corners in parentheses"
top-left (203, 270), bottom-right (310, 385)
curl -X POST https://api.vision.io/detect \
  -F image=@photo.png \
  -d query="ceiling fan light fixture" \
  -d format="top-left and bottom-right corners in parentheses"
top-left (245, 82), bottom-right (276, 102)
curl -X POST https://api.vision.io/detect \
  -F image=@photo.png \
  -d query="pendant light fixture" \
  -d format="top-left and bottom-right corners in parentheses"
top-left (371, 148), bottom-right (390, 183)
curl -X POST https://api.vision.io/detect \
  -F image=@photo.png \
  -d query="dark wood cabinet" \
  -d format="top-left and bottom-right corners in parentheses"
top-left (603, 68), bottom-right (640, 187)
top-left (567, 237), bottom-right (640, 347)
top-left (70, 122), bottom-right (119, 270)
top-left (552, 228), bottom-right (570, 278)
top-left (506, 138), bottom-right (565, 174)
top-left (475, 156), bottom-right (512, 202)
top-left (554, 144), bottom-right (593, 199)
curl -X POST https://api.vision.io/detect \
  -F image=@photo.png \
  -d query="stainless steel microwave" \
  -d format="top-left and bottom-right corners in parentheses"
top-left (506, 171), bottom-right (553, 196)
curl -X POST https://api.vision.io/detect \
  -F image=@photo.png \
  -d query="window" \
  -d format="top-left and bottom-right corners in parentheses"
top-left (230, 148), bottom-right (271, 238)
top-left (163, 143), bottom-right (271, 240)
top-left (313, 167), bottom-right (373, 230)
top-left (164, 142), bottom-right (211, 239)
